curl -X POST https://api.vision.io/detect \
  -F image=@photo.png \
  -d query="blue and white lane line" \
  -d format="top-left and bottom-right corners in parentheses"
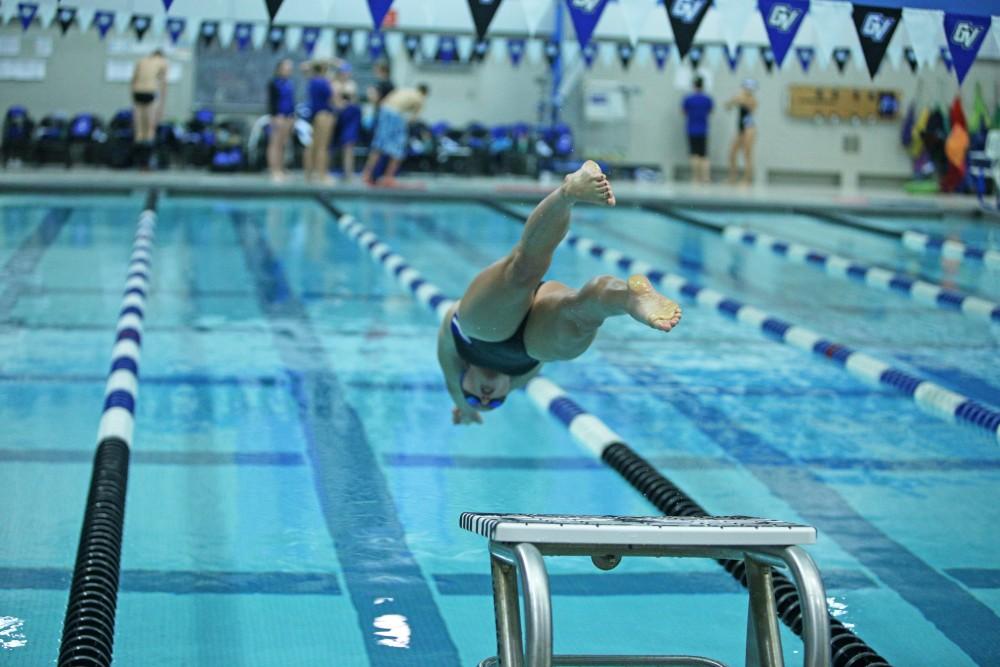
top-left (902, 230), bottom-right (1000, 270)
top-left (722, 226), bottom-right (1000, 324)
top-left (97, 207), bottom-right (156, 447)
top-left (336, 214), bottom-right (625, 458)
top-left (562, 232), bottom-right (1000, 444)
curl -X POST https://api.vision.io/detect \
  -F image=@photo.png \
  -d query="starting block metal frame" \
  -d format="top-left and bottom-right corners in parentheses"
top-left (460, 513), bottom-right (831, 667)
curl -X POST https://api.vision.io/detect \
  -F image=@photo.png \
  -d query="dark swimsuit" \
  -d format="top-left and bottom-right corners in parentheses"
top-left (738, 105), bottom-right (754, 132)
top-left (450, 284), bottom-right (544, 376)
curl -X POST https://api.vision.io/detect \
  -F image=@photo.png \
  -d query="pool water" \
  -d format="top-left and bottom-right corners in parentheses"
top-left (1, 193), bottom-right (998, 666)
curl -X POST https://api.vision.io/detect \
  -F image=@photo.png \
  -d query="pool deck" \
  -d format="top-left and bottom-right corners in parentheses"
top-left (0, 166), bottom-right (992, 219)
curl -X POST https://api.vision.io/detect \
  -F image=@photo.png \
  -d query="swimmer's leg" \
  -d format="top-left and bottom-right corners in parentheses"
top-left (456, 161), bottom-right (615, 341)
top-left (524, 275), bottom-right (682, 361)
top-left (361, 148), bottom-right (382, 184)
top-left (741, 128), bottom-right (757, 185)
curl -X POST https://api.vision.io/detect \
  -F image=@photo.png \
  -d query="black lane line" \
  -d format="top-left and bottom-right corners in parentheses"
top-left (231, 209), bottom-right (461, 665)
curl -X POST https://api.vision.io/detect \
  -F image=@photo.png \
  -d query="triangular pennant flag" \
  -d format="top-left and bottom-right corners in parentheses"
top-left (943, 13), bottom-right (989, 85)
top-left (795, 46), bottom-right (813, 72)
top-left (652, 42), bottom-right (671, 70)
top-left (716, 0), bottom-right (755, 53)
top-left (544, 39), bottom-right (560, 66)
top-left (940, 46), bottom-right (952, 72)
top-left (618, 0), bottom-right (651, 47)
top-left (580, 41), bottom-right (598, 68)
top-left (470, 38), bottom-right (490, 62)
top-left (384, 31), bottom-right (403, 58)
top-left (760, 46), bottom-right (775, 72)
top-left (265, 0), bottom-right (284, 23)
top-left (404, 33), bottom-right (422, 60)
top-left (521, 0), bottom-right (551, 37)
top-left (93, 11), bottom-right (114, 39)
top-left (759, 0), bottom-right (808, 68)
top-left (436, 35), bottom-right (458, 62)
top-left (902, 8), bottom-right (943, 69)
top-left (833, 47), bottom-right (851, 73)
top-left (811, 1), bottom-right (853, 69)
top-left (457, 35), bottom-right (475, 62)
top-left (162, 0), bottom-right (174, 11)
top-left (55, 6), bottom-right (76, 34)
top-left (18, 3), bottom-right (38, 30)
top-left (665, 0), bottom-right (711, 59)
top-left (200, 21), bottom-right (219, 47)
top-left (468, 0), bottom-right (502, 40)
top-left (565, 0), bottom-right (610, 49)
top-left (851, 4), bottom-right (901, 78)
top-left (268, 25), bottom-right (286, 52)
top-left (368, 30), bottom-right (385, 60)
top-left (904, 46), bottom-right (918, 73)
top-left (335, 29), bottom-right (353, 57)
top-left (724, 44), bottom-right (741, 71)
top-left (301, 26), bottom-right (320, 55)
top-left (618, 41), bottom-right (634, 69)
top-left (507, 37), bottom-right (525, 66)
top-left (166, 17), bottom-right (185, 44)
top-left (885, 37), bottom-right (903, 71)
top-left (367, 0), bottom-right (394, 31)
top-left (131, 14), bottom-right (152, 41)
top-left (253, 24), bottom-right (269, 50)
top-left (234, 22), bottom-right (253, 50)
top-left (688, 45), bottom-right (703, 66)
top-left (704, 44), bottom-right (723, 70)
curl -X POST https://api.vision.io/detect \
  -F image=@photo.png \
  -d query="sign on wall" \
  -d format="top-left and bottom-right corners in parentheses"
top-left (788, 85), bottom-right (900, 121)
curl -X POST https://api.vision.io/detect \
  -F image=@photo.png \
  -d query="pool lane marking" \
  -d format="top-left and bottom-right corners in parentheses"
top-left (230, 210), bottom-right (460, 666)
top-left (902, 230), bottom-right (1000, 270)
top-left (0, 207), bottom-right (71, 316)
top-left (610, 359), bottom-right (1000, 666)
top-left (723, 226), bottom-right (1000, 324)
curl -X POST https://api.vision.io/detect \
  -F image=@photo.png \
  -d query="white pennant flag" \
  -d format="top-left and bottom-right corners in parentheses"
top-left (704, 44), bottom-right (723, 71)
top-left (810, 1), bottom-right (852, 69)
top-left (489, 38), bottom-right (505, 63)
top-left (563, 40), bottom-right (580, 67)
top-left (618, 0), bottom-right (654, 47)
top-left (714, 0), bottom-right (755, 53)
top-left (218, 20), bottom-right (235, 48)
top-left (384, 31), bottom-right (403, 58)
top-left (76, 7), bottom-right (95, 34)
top-left (525, 38), bottom-right (544, 65)
top-left (885, 33), bottom-right (904, 71)
top-left (902, 8), bottom-right (944, 69)
top-left (521, 0), bottom-right (553, 37)
top-left (457, 35), bottom-right (474, 61)
top-left (599, 41), bottom-right (616, 67)
top-left (252, 24), bottom-right (267, 50)
top-left (1, 2), bottom-right (19, 25)
top-left (634, 42), bottom-right (651, 68)
top-left (742, 44), bottom-right (759, 69)
top-left (285, 26), bottom-right (303, 52)
top-left (352, 30), bottom-right (366, 57)
top-left (115, 11), bottom-right (131, 36)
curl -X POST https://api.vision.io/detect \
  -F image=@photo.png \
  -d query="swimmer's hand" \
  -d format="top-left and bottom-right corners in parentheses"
top-left (452, 405), bottom-right (484, 425)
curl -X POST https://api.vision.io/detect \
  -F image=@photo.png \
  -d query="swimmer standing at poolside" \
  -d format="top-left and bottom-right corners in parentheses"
top-left (437, 161), bottom-right (682, 425)
top-left (361, 84), bottom-right (429, 187)
top-left (130, 49), bottom-right (168, 168)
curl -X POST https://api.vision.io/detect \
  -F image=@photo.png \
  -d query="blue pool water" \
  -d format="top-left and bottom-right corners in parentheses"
top-left (1, 193), bottom-right (999, 666)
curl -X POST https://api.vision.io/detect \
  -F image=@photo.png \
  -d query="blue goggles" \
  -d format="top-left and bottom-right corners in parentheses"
top-left (460, 370), bottom-right (505, 410)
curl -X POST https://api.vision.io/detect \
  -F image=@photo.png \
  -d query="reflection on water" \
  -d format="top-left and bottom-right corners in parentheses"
top-left (373, 610), bottom-right (411, 649)
top-left (0, 616), bottom-right (27, 650)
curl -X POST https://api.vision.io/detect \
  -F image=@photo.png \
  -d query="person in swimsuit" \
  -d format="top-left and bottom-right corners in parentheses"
top-left (303, 60), bottom-right (335, 183)
top-left (725, 79), bottom-right (758, 185)
top-left (437, 161), bottom-right (682, 425)
top-left (130, 49), bottom-right (167, 168)
top-left (361, 84), bottom-right (429, 187)
top-left (266, 58), bottom-right (295, 182)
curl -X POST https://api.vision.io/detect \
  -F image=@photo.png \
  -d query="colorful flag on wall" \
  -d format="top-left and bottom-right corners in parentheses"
top-left (665, 0), bottom-right (710, 60)
top-left (468, 0), bottom-right (503, 40)
top-left (652, 43), bottom-right (671, 70)
top-left (618, 41), bottom-right (634, 69)
top-left (17, 3), bottom-right (38, 31)
top-left (471, 38), bottom-right (490, 62)
top-left (795, 46), bottom-right (814, 72)
top-left (267, 25), bottom-right (285, 51)
top-left (131, 14), bottom-right (151, 41)
top-left (565, 0), bottom-right (610, 49)
top-left (335, 29), bottom-right (353, 57)
top-left (93, 11), bottom-right (115, 39)
top-left (724, 44), bottom-right (741, 71)
top-left (55, 7), bottom-right (76, 34)
top-left (368, 31), bottom-right (385, 60)
top-left (852, 4), bottom-right (900, 78)
top-left (581, 41), bottom-right (598, 68)
top-left (759, 0), bottom-right (808, 68)
top-left (688, 45), bottom-right (703, 66)
top-left (436, 35), bottom-right (458, 62)
top-left (367, 0), bottom-right (394, 31)
top-left (166, 17), bottom-right (186, 44)
top-left (200, 21), bottom-right (219, 46)
top-left (265, 0), bottom-right (284, 23)
top-left (403, 33), bottom-right (421, 60)
top-left (833, 47), bottom-right (851, 73)
top-left (943, 13), bottom-right (989, 85)
top-left (234, 22), bottom-right (253, 50)
top-left (507, 38), bottom-right (526, 66)
top-left (301, 26), bottom-right (320, 55)
top-left (162, 0), bottom-right (174, 11)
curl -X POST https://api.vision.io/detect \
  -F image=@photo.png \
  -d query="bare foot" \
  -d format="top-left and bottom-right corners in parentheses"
top-left (376, 176), bottom-right (400, 187)
top-left (625, 274), bottom-right (682, 332)
top-left (561, 160), bottom-right (616, 206)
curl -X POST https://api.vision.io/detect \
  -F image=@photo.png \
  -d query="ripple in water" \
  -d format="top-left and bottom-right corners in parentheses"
top-left (0, 616), bottom-right (27, 650)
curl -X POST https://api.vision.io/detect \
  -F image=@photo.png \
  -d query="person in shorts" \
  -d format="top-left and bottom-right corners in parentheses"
top-left (360, 84), bottom-right (429, 187)
top-left (681, 76), bottom-right (713, 184)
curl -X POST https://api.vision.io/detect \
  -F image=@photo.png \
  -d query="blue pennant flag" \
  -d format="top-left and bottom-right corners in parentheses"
top-left (162, 0), bottom-right (174, 10)
top-left (234, 22), bottom-right (253, 50)
top-left (93, 11), bottom-right (115, 39)
top-left (581, 42), bottom-right (598, 68)
top-left (507, 38), bottom-right (525, 66)
top-left (943, 13), bottom-right (989, 85)
top-left (795, 46), bottom-right (814, 72)
top-left (404, 33), bottom-right (422, 60)
top-left (301, 26), bottom-right (320, 55)
top-left (369, 31), bottom-right (385, 60)
top-left (565, 0), bottom-right (610, 49)
top-left (724, 45), bottom-right (742, 71)
top-left (759, 0), bottom-right (808, 68)
top-left (367, 0), bottom-right (394, 30)
top-left (436, 35), bottom-right (458, 62)
top-left (166, 17), bottom-right (186, 44)
top-left (18, 3), bottom-right (38, 31)
top-left (652, 43), bottom-right (671, 70)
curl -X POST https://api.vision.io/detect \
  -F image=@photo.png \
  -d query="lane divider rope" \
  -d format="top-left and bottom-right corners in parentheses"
top-left (323, 201), bottom-right (891, 666)
top-left (723, 226), bottom-right (1000, 324)
top-left (58, 193), bottom-right (157, 667)
top-left (902, 230), bottom-right (1000, 270)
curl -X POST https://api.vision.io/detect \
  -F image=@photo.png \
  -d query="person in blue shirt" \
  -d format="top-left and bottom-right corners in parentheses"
top-left (266, 58), bottom-right (295, 182)
top-left (681, 77), bottom-right (714, 184)
top-left (303, 60), bottom-right (335, 184)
